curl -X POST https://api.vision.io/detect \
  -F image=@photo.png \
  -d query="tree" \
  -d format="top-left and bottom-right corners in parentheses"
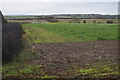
top-left (0, 11), bottom-right (7, 24)
top-left (106, 20), bottom-right (113, 24)
top-left (83, 20), bottom-right (86, 23)
top-left (44, 16), bottom-right (58, 23)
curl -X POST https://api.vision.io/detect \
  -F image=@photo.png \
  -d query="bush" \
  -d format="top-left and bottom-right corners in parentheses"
top-left (83, 20), bottom-right (86, 23)
top-left (2, 23), bottom-right (24, 62)
top-left (0, 11), bottom-right (7, 24)
top-left (44, 16), bottom-right (58, 23)
top-left (106, 20), bottom-right (114, 24)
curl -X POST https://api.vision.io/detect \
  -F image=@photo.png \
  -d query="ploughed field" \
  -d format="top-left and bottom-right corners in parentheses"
top-left (33, 40), bottom-right (118, 78)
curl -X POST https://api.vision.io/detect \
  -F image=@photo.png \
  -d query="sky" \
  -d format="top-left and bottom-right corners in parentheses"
top-left (0, 1), bottom-right (119, 15)
top-left (0, 0), bottom-right (119, 2)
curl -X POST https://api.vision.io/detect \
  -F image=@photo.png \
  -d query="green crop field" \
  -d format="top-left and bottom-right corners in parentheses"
top-left (22, 23), bottom-right (118, 43)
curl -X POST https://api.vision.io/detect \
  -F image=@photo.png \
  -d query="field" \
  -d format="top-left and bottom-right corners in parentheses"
top-left (22, 23), bottom-right (118, 43)
top-left (7, 18), bottom-right (118, 24)
top-left (2, 22), bottom-right (119, 79)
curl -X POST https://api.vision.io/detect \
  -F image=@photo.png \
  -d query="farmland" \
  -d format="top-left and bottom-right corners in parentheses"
top-left (2, 14), bottom-right (119, 78)
top-left (22, 23), bottom-right (118, 43)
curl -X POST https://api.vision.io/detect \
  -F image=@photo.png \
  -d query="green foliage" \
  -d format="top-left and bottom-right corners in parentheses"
top-left (2, 63), bottom-right (44, 78)
top-left (76, 64), bottom-right (119, 77)
top-left (44, 16), bottom-right (58, 23)
top-left (19, 65), bottom-right (42, 74)
top-left (77, 68), bottom-right (98, 75)
top-left (83, 20), bottom-right (86, 23)
top-left (23, 23), bottom-right (118, 43)
top-left (41, 75), bottom-right (56, 78)
top-left (107, 20), bottom-right (114, 24)
top-left (0, 11), bottom-right (7, 23)
top-left (14, 49), bottom-right (35, 62)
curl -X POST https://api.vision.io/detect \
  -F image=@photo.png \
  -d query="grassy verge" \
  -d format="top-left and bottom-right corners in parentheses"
top-left (22, 25), bottom-right (69, 43)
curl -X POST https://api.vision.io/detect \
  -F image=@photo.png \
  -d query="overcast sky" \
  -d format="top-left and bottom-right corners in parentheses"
top-left (0, 0), bottom-right (119, 2)
top-left (0, 1), bottom-right (119, 15)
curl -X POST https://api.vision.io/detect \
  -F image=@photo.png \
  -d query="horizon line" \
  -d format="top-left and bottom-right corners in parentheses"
top-left (3, 13), bottom-right (118, 16)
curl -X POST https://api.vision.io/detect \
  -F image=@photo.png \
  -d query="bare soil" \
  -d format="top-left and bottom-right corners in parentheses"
top-left (32, 40), bottom-right (119, 78)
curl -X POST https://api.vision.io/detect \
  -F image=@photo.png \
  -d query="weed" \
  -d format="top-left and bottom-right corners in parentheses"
top-left (2, 63), bottom-right (43, 78)
top-left (41, 75), bottom-right (56, 78)
top-left (76, 64), bottom-right (119, 77)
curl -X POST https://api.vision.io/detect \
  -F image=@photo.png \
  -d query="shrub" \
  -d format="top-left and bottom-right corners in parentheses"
top-left (2, 23), bottom-right (24, 62)
top-left (0, 11), bottom-right (7, 24)
top-left (83, 20), bottom-right (86, 23)
top-left (44, 16), bottom-right (58, 23)
top-left (106, 20), bottom-right (114, 24)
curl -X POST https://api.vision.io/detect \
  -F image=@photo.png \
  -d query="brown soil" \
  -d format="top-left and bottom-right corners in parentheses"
top-left (32, 40), bottom-right (119, 78)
